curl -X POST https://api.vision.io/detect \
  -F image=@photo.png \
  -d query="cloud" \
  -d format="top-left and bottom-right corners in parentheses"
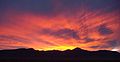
top-left (38, 28), bottom-right (80, 40)
top-left (0, 44), bottom-right (27, 50)
top-left (90, 46), bottom-right (99, 48)
top-left (98, 25), bottom-right (113, 35)
top-left (90, 39), bottom-right (120, 49)
top-left (0, 35), bottom-right (30, 43)
top-left (0, 0), bottom-right (120, 51)
top-left (54, 29), bottom-right (79, 39)
top-left (106, 40), bottom-right (120, 48)
top-left (83, 37), bottom-right (95, 43)
top-left (33, 38), bottom-right (57, 46)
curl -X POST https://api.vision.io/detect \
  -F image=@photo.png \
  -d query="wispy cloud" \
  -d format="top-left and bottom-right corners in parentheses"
top-left (0, 0), bottom-right (120, 51)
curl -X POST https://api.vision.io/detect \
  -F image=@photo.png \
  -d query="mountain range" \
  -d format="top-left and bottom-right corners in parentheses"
top-left (0, 47), bottom-right (120, 62)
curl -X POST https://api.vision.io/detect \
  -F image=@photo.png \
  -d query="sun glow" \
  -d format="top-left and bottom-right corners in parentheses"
top-left (41, 46), bottom-right (76, 51)
top-left (111, 48), bottom-right (119, 51)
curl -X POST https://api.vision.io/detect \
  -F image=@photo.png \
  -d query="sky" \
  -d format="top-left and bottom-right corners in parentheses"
top-left (0, 0), bottom-right (120, 52)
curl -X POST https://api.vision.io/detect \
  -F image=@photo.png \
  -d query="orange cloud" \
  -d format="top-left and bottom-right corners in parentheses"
top-left (0, 8), bottom-right (120, 52)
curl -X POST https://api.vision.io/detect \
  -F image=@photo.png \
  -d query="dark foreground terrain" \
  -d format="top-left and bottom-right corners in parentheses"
top-left (0, 48), bottom-right (120, 62)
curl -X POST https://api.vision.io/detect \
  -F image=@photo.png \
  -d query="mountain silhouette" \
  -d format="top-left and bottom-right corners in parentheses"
top-left (0, 47), bottom-right (120, 62)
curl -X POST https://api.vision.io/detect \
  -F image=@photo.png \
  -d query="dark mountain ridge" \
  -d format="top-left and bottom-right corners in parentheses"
top-left (0, 48), bottom-right (120, 61)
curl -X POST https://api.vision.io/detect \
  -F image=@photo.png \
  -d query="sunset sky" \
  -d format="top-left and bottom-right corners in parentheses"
top-left (0, 0), bottom-right (120, 52)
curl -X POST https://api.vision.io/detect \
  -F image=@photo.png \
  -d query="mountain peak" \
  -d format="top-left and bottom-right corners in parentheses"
top-left (0, 47), bottom-right (120, 61)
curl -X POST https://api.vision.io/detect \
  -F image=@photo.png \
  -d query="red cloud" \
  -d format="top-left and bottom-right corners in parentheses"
top-left (0, 7), bottom-right (120, 51)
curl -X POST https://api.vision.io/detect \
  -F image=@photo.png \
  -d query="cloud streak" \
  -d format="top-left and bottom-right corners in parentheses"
top-left (0, 0), bottom-right (120, 51)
